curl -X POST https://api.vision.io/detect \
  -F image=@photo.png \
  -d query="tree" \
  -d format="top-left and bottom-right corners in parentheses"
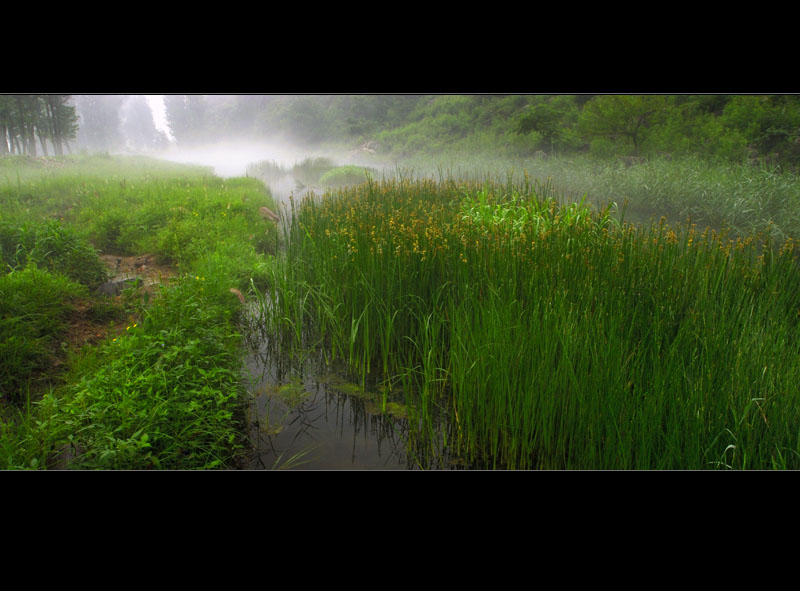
top-left (0, 95), bottom-right (18, 154)
top-left (514, 102), bottom-right (564, 150)
top-left (73, 95), bottom-right (125, 152)
top-left (164, 95), bottom-right (207, 145)
top-left (283, 96), bottom-right (329, 143)
top-left (721, 95), bottom-right (800, 158)
top-left (42, 95), bottom-right (78, 155)
top-left (120, 95), bottom-right (162, 152)
top-left (0, 95), bottom-right (77, 156)
top-left (13, 95), bottom-right (41, 156)
top-left (579, 95), bottom-right (670, 156)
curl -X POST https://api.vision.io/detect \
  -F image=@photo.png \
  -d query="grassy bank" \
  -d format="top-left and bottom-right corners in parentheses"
top-left (260, 174), bottom-right (800, 469)
top-left (0, 154), bottom-right (277, 469)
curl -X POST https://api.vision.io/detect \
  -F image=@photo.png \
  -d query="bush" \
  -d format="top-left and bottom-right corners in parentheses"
top-left (319, 165), bottom-right (376, 187)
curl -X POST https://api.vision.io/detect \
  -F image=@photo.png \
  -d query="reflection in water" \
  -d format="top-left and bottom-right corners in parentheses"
top-left (241, 313), bottom-right (458, 470)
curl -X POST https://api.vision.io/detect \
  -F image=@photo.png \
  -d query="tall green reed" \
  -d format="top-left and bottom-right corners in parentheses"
top-left (265, 173), bottom-right (800, 469)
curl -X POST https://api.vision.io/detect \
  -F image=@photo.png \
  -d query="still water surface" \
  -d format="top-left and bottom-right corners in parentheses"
top-left (240, 327), bottom-right (459, 470)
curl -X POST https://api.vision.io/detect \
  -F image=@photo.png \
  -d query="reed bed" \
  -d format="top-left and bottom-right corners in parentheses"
top-left (382, 153), bottom-right (800, 241)
top-left (259, 174), bottom-right (800, 469)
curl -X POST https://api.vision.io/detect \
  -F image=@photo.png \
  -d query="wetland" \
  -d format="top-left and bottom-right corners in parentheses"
top-left (4, 93), bottom-right (800, 469)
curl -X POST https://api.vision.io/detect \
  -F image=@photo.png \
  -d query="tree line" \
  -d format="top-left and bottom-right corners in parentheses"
top-left (6, 95), bottom-right (799, 171)
top-left (157, 94), bottom-right (800, 169)
top-left (0, 95), bottom-right (78, 156)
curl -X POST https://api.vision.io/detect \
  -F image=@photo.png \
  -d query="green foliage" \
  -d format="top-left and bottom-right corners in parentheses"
top-left (318, 165), bottom-right (376, 187)
top-left (720, 95), bottom-right (800, 159)
top-left (579, 95), bottom-right (671, 156)
top-left (30, 273), bottom-right (246, 469)
top-left (514, 101), bottom-right (568, 148)
top-left (0, 265), bottom-right (86, 400)
top-left (0, 220), bottom-right (108, 286)
top-left (66, 94), bottom-right (799, 169)
top-left (0, 155), bottom-right (278, 469)
top-left (267, 175), bottom-right (800, 469)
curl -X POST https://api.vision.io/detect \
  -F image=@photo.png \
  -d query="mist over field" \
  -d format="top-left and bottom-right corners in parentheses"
top-left (6, 94), bottom-right (800, 470)
top-left (153, 140), bottom-right (321, 177)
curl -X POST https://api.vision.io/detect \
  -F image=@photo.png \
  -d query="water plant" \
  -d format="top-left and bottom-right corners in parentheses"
top-left (259, 172), bottom-right (800, 469)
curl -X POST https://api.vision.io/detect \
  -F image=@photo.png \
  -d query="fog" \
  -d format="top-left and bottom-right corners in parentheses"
top-left (70, 96), bottom-right (418, 201)
top-left (152, 140), bottom-right (316, 178)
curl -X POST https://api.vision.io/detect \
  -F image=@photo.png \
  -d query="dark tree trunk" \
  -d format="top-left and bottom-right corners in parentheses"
top-left (37, 129), bottom-right (49, 156)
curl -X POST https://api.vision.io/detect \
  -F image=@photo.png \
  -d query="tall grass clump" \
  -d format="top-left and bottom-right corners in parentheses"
top-left (264, 173), bottom-right (800, 469)
top-left (291, 157), bottom-right (338, 186)
top-left (384, 153), bottom-right (800, 241)
top-left (0, 265), bottom-right (87, 401)
top-left (0, 220), bottom-right (108, 286)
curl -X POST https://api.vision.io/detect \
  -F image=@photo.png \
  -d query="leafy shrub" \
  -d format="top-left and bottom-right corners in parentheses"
top-left (291, 157), bottom-right (337, 185)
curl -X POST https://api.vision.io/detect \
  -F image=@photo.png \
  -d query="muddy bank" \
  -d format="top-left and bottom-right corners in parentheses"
top-left (61, 254), bottom-right (176, 352)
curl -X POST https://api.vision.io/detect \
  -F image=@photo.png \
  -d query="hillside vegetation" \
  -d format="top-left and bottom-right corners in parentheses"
top-left (149, 95), bottom-right (800, 170)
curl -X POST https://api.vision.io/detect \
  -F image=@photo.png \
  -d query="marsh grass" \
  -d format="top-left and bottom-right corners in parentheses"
top-left (246, 157), bottom-right (338, 187)
top-left (4, 151), bottom-right (800, 469)
top-left (261, 173), bottom-right (800, 469)
top-left (386, 153), bottom-right (800, 241)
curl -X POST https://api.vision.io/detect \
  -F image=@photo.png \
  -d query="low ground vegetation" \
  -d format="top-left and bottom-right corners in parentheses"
top-left (0, 154), bottom-right (276, 469)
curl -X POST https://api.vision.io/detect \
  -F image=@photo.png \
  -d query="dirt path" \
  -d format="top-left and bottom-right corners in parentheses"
top-left (98, 253), bottom-right (177, 290)
top-left (63, 254), bottom-right (177, 351)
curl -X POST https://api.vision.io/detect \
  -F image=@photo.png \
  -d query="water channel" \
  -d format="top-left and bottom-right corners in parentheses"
top-left (239, 319), bottom-right (459, 470)
top-left (151, 145), bottom-right (462, 469)
top-left (152, 145), bottom-right (660, 470)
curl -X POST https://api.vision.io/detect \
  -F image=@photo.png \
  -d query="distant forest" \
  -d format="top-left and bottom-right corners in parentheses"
top-left (4, 95), bottom-right (800, 170)
top-left (0, 95), bottom-right (79, 157)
